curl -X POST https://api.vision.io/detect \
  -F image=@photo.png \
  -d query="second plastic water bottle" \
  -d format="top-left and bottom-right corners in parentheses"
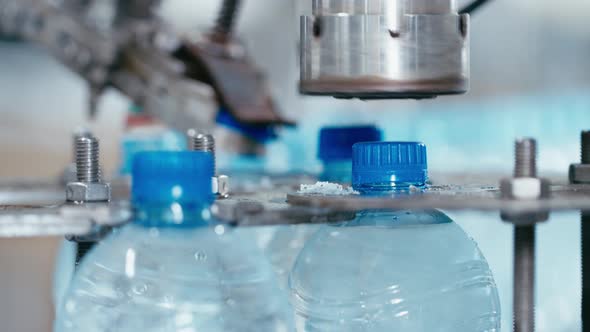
top-left (266, 125), bottom-right (382, 289)
top-left (290, 142), bottom-right (501, 331)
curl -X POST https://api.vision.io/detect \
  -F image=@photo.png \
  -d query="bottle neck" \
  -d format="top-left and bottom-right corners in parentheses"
top-left (352, 168), bottom-right (428, 194)
top-left (132, 202), bottom-right (213, 228)
top-left (356, 183), bottom-right (426, 197)
top-left (337, 182), bottom-right (452, 227)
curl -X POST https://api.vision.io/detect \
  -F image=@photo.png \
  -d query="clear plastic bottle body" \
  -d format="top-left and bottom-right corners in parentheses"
top-left (264, 161), bottom-right (353, 283)
top-left (55, 216), bottom-right (294, 332)
top-left (52, 115), bottom-right (186, 312)
top-left (266, 225), bottom-right (320, 290)
top-left (290, 209), bottom-right (501, 332)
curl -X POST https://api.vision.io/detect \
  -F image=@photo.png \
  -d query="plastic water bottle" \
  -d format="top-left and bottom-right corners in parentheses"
top-left (290, 142), bottom-right (501, 331)
top-left (52, 108), bottom-right (187, 311)
top-left (265, 125), bottom-right (382, 289)
top-left (55, 151), bottom-right (293, 332)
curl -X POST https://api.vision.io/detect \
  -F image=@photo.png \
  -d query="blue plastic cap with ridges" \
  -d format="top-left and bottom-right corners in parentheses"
top-left (352, 142), bottom-right (428, 192)
top-left (318, 126), bottom-right (382, 162)
top-left (132, 151), bottom-right (215, 206)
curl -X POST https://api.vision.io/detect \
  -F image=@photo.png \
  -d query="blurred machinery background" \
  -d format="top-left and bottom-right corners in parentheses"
top-left (0, 0), bottom-right (590, 331)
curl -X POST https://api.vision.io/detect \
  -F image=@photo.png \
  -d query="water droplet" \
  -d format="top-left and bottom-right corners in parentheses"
top-left (149, 228), bottom-right (159, 237)
top-left (132, 283), bottom-right (148, 295)
top-left (195, 251), bottom-right (207, 261)
top-left (65, 300), bottom-right (77, 313)
top-left (214, 224), bottom-right (225, 235)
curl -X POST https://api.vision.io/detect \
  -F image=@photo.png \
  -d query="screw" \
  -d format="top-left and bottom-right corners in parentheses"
top-left (187, 130), bottom-right (230, 198)
top-left (583, 212), bottom-right (590, 332)
top-left (514, 138), bottom-right (537, 178)
top-left (510, 138), bottom-right (538, 332)
top-left (513, 225), bottom-right (536, 332)
top-left (570, 131), bottom-right (590, 184)
top-left (188, 129), bottom-right (216, 174)
top-left (213, 0), bottom-right (242, 38)
top-left (72, 127), bottom-right (92, 159)
top-left (581, 131), bottom-right (590, 164)
top-left (75, 135), bottom-right (101, 183)
top-left (581, 131), bottom-right (590, 332)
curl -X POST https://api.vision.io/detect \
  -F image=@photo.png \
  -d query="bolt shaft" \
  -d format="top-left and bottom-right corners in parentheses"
top-left (188, 130), bottom-right (216, 174)
top-left (75, 135), bottom-right (100, 183)
top-left (72, 128), bottom-right (91, 160)
top-left (514, 138), bottom-right (537, 178)
top-left (514, 225), bottom-right (536, 332)
top-left (214, 0), bottom-right (242, 37)
top-left (581, 131), bottom-right (590, 164)
top-left (583, 212), bottom-right (590, 331)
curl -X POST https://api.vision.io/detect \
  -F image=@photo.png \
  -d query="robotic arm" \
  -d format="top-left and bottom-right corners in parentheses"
top-left (0, 0), bottom-right (289, 132)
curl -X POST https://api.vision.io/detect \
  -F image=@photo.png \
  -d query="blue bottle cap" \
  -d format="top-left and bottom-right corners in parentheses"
top-left (132, 151), bottom-right (215, 206)
top-left (318, 126), bottom-right (382, 162)
top-left (216, 109), bottom-right (279, 143)
top-left (352, 142), bottom-right (428, 192)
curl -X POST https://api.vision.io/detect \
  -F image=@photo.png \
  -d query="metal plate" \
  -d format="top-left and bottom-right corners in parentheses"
top-left (0, 202), bottom-right (130, 238)
top-left (214, 190), bottom-right (356, 226)
top-left (287, 182), bottom-right (590, 213)
top-left (0, 173), bottom-right (587, 237)
top-left (0, 179), bottom-right (65, 205)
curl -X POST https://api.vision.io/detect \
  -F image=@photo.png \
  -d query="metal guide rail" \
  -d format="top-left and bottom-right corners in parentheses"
top-left (0, 173), bottom-right (586, 238)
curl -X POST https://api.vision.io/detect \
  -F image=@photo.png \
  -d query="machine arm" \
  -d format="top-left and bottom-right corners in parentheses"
top-left (0, 0), bottom-right (290, 131)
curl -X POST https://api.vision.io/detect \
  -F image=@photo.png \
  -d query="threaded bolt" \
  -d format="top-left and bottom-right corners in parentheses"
top-left (188, 129), bottom-right (216, 174)
top-left (75, 135), bottom-right (101, 183)
top-left (214, 0), bottom-right (242, 37)
top-left (72, 128), bottom-right (92, 160)
top-left (581, 131), bottom-right (590, 164)
top-left (514, 138), bottom-right (537, 178)
top-left (513, 224), bottom-right (536, 332)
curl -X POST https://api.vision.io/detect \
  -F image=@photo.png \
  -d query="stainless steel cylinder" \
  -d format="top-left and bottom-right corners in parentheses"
top-left (300, 0), bottom-right (469, 99)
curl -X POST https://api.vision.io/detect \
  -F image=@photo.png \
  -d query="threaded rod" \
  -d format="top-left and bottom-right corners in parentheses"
top-left (188, 129), bottom-right (216, 174)
top-left (581, 131), bottom-right (590, 164)
top-left (582, 212), bottom-right (590, 331)
top-left (514, 225), bottom-right (536, 332)
top-left (213, 0), bottom-right (242, 37)
top-left (514, 138), bottom-right (537, 178)
top-left (75, 135), bottom-right (100, 183)
top-left (75, 242), bottom-right (95, 267)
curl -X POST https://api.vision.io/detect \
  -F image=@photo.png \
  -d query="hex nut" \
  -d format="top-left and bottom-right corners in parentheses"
top-left (66, 182), bottom-right (111, 203)
top-left (500, 177), bottom-right (551, 225)
top-left (500, 210), bottom-right (550, 226)
top-left (569, 164), bottom-right (590, 184)
top-left (500, 177), bottom-right (550, 200)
